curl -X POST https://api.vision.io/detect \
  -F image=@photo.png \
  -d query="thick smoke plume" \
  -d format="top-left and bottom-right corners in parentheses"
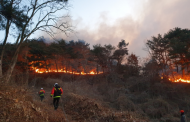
top-left (40, 0), bottom-right (190, 58)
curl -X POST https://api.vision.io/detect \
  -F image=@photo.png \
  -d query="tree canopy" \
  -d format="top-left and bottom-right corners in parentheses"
top-left (146, 27), bottom-right (190, 77)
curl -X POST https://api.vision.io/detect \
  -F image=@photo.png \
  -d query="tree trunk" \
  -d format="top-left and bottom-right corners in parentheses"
top-left (117, 59), bottom-right (121, 66)
top-left (4, 37), bottom-right (22, 83)
top-left (54, 55), bottom-right (58, 72)
top-left (4, 51), bottom-right (19, 83)
top-left (0, 20), bottom-right (11, 77)
top-left (187, 64), bottom-right (189, 73)
top-left (66, 61), bottom-right (67, 73)
top-left (96, 63), bottom-right (99, 74)
top-left (25, 61), bottom-right (29, 86)
top-left (182, 65), bottom-right (185, 78)
top-left (44, 60), bottom-right (49, 72)
top-left (25, 46), bottom-right (29, 86)
top-left (0, 60), bottom-right (2, 78)
top-left (110, 59), bottom-right (113, 72)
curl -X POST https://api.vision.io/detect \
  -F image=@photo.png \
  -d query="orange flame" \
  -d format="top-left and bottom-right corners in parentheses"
top-left (160, 72), bottom-right (190, 83)
top-left (172, 78), bottom-right (190, 83)
top-left (166, 76), bottom-right (190, 83)
top-left (29, 61), bottom-right (103, 75)
top-left (33, 68), bottom-right (102, 75)
top-left (90, 71), bottom-right (95, 74)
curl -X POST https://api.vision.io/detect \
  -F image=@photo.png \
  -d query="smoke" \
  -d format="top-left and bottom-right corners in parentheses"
top-left (40, 0), bottom-right (190, 58)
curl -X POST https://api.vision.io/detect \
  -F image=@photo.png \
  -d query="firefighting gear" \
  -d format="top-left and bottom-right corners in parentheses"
top-left (50, 85), bottom-right (63, 98)
top-left (53, 98), bottom-right (60, 110)
top-left (54, 83), bottom-right (58, 87)
top-left (180, 110), bottom-right (184, 113)
top-left (39, 89), bottom-right (45, 96)
top-left (180, 111), bottom-right (186, 122)
top-left (51, 84), bottom-right (63, 110)
top-left (40, 96), bottom-right (44, 101)
top-left (39, 89), bottom-right (45, 101)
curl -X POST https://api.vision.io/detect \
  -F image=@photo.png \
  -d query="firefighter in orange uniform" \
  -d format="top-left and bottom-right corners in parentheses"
top-left (51, 83), bottom-right (63, 110)
top-left (39, 88), bottom-right (45, 101)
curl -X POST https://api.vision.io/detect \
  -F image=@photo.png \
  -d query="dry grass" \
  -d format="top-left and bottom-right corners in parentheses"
top-left (0, 75), bottom-right (148, 122)
top-left (141, 97), bottom-right (170, 119)
top-left (2, 72), bottom-right (190, 122)
top-left (0, 81), bottom-right (66, 122)
top-left (62, 93), bottom-right (148, 122)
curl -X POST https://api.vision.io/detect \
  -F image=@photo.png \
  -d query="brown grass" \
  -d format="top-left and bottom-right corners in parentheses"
top-left (0, 81), bottom-right (66, 122)
top-left (2, 72), bottom-right (190, 122)
top-left (0, 75), bottom-right (148, 122)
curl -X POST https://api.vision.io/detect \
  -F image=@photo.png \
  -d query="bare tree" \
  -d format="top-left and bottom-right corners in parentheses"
top-left (0, 0), bottom-right (28, 77)
top-left (3, 0), bottom-right (72, 83)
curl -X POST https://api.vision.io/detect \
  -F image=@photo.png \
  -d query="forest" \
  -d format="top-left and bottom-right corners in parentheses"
top-left (1, 27), bottom-right (190, 84)
top-left (1, 0), bottom-right (190, 122)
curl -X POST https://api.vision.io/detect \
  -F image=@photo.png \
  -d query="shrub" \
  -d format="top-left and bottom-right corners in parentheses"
top-left (116, 95), bottom-right (136, 111)
top-left (141, 98), bottom-right (170, 119)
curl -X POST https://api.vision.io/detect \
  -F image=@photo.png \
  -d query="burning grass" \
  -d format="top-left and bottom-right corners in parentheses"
top-left (34, 68), bottom-right (101, 75)
top-left (169, 77), bottom-right (190, 83)
top-left (29, 61), bottom-right (103, 75)
top-left (161, 73), bottom-right (190, 83)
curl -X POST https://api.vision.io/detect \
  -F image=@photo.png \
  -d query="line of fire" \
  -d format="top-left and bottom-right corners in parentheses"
top-left (147, 59), bottom-right (190, 84)
top-left (161, 70), bottom-right (190, 83)
top-left (6, 35), bottom-right (190, 83)
top-left (15, 40), bottom-right (107, 76)
top-left (28, 60), bottom-right (103, 75)
top-left (145, 28), bottom-right (190, 84)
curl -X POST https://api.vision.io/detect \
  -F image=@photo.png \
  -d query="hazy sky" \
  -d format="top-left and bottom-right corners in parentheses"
top-left (1, 0), bottom-right (190, 58)
top-left (53, 0), bottom-right (190, 58)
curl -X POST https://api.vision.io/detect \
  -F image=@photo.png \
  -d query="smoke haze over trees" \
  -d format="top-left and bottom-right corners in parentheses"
top-left (146, 27), bottom-right (190, 79)
top-left (37, 0), bottom-right (190, 58)
top-left (2, 1), bottom-right (190, 122)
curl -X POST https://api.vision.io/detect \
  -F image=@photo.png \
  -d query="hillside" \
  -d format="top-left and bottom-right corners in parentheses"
top-left (1, 73), bottom-right (190, 122)
top-left (0, 74), bottom-right (148, 122)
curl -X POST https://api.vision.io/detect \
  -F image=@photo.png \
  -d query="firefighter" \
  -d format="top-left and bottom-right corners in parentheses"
top-left (39, 88), bottom-right (45, 101)
top-left (50, 83), bottom-right (63, 110)
top-left (180, 110), bottom-right (186, 122)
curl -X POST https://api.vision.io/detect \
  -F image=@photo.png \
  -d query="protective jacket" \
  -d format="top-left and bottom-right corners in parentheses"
top-left (181, 113), bottom-right (186, 122)
top-left (39, 90), bottom-right (45, 96)
top-left (51, 85), bottom-right (63, 98)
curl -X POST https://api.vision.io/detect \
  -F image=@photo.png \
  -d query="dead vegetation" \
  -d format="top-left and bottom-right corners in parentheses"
top-left (0, 74), bottom-right (148, 122)
top-left (1, 73), bottom-right (190, 122)
top-left (0, 81), bottom-right (66, 122)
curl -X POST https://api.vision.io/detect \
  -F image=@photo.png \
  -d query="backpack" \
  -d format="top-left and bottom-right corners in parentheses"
top-left (39, 90), bottom-right (44, 96)
top-left (55, 87), bottom-right (62, 95)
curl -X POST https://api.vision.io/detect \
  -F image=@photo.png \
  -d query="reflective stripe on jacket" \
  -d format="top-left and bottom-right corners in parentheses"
top-left (51, 86), bottom-right (63, 98)
top-left (39, 90), bottom-right (45, 96)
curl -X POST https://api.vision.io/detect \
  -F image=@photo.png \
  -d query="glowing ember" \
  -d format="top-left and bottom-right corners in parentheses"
top-left (172, 78), bottom-right (190, 83)
top-left (33, 68), bottom-right (102, 75)
top-left (35, 69), bottom-right (39, 72)
top-left (29, 61), bottom-right (103, 75)
top-left (90, 71), bottom-right (95, 74)
top-left (160, 73), bottom-right (190, 83)
top-left (29, 59), bottom-right (104, 75)
top-left (167, 76), bottom-right (190, 83)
